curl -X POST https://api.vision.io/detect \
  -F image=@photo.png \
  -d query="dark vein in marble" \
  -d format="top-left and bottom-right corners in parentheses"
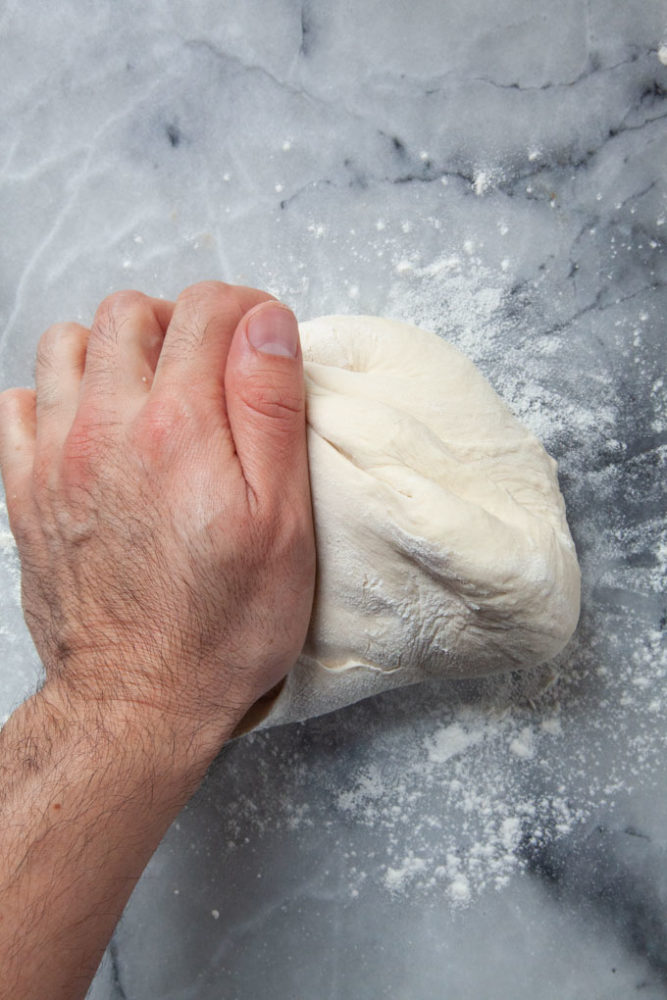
top-left (521, 824), bottom-right (667, 982)
top-left (472, 48), bottom-right (646, 92)
top-left (626, 827), bottom-right (652, 842)
top-left (610, 181), bottom-right (659, 217)
top-left (299, 0), bottom-right (314, 57)
top-left (181, 32), bottom-right (665, 208)
top-left (412, 60), bottom-right (666, 185)
top-left (165, 122), bottom-right (182, 148)
top-left (300, 102), bottom-right (665, 211)
top-left (387, 46), bottom-right (655, 95)
top-left (587, 437), bottom-right (667, 477)
top-left (182, 38), bottom-right (303, 100)
top-left (180, 33), bottom-right (402, 152)
top-left (109, 937), bottom-right (129, 1000)
top-left (488, 108), bottom-right (666, 194)
top-left (538, 281), bottom-right (666, 339)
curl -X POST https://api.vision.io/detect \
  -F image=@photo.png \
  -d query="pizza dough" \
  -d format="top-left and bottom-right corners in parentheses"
top-left (242, 315), bottom-right (580, 733)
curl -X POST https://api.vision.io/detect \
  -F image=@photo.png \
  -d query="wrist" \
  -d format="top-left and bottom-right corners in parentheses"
top-left (36, 676), bottom-right (234, 798)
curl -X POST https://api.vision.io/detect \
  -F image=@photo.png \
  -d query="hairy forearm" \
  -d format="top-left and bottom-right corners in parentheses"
top-left (0, 684), bottom-right (223, 1000)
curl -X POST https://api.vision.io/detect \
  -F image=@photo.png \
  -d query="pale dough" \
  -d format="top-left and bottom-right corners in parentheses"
top-left (245, 315), bottom-right (580, 732)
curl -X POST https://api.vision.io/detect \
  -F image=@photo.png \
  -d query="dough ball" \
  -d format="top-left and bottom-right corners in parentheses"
top-left (244, 316), bottom-right (580, 733)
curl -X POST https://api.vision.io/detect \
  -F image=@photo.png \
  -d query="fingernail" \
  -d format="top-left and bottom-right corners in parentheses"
top-left (246, 304), bottom-right (299, 358)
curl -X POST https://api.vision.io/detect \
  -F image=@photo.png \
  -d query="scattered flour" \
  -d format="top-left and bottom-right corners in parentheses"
top-left (425, 721), bottom-right (488, 763)
top-left (330, 703), bottom-right (585, 904)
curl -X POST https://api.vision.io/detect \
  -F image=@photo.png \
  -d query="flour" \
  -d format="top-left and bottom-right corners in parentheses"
top-left (333, 705), bottom-right (585, 903)
top-left (425, 721), bottom-right (488, 763)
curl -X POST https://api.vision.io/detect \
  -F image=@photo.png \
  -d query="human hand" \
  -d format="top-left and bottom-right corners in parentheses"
top-left (0, 281), bottom-right (315, 757)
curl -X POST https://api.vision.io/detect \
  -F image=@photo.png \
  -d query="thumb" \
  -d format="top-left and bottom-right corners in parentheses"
top-left (225, 301), bottom-right (309, 505)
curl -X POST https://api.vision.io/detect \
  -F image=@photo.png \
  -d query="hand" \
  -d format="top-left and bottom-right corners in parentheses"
top-left (0, 281), bottom-right (316, 754)
top-left (0, 281), bottom-right (315, 1000)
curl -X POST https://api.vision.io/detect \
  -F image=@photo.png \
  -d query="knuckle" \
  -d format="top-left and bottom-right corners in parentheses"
top-left (173, 282), bottom-right (245, 342)
top-left (91, 291), bottom-right (147, 348)
top-left (176, 280), bottom-right (233, 311)
top-left (0, 387), bottom-right (27, 415)
top-left (39, 321), bottom-right (83, 347)
top-left (36, 324), bottom-right (67, 368)
top-left (35, 324), bottom-right (85, 408)
top-left (240, 370), bottom-right (304, 421)
top-left (97, 289), bottom-right (147, 318)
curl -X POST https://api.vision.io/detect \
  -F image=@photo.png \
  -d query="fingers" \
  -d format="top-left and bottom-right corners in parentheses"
top-left (79, 291), bottom-right (175, 406)
top-left (152, 282), bottom-right (273, 404)
top-left (0, 388), bottom-right (36, 524)
top-left (225, 301), bottom-right (310, 506)
top-left (35, 322), bottom-right (89, 445)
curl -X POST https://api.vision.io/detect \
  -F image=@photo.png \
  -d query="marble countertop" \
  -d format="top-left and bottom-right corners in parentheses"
top-left (1, 1), bottom-right (666, 997)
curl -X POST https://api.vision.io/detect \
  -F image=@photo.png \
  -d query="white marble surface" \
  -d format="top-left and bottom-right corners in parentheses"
top-left (1, 1), bottom-right (666, 997)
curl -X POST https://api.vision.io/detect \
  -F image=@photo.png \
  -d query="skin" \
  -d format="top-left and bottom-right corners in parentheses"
top-left (0, 281), bottom-right (316, 1000)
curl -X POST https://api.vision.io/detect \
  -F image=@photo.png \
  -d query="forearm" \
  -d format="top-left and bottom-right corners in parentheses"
top-left (0, 684), bottom-right (222, 1000)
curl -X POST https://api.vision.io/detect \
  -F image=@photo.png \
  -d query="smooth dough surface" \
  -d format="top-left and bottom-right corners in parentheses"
top-left (247, 315), bottom-right (580, 732)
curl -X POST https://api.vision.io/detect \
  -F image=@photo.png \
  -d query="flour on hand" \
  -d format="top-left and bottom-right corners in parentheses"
top-left (246, 316), bottom-right (580, 732)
